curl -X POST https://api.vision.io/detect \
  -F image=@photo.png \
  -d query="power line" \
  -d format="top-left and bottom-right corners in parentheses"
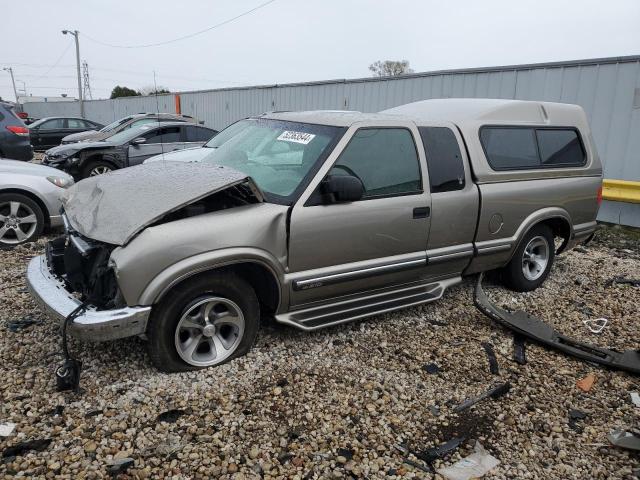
top-left (81, 0), bottom-right (277, 48)
top-left (30, 41), bottom-right (74, 82)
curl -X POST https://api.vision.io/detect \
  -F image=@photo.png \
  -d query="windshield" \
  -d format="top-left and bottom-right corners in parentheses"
top-left (100, 116), bottom-right (132, 133)
top-left (105, 123), bottom-right (161, 145)
top-left (202, 119), bottom-right (343, 202)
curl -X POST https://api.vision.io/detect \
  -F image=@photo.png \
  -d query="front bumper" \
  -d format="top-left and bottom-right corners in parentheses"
top-left (26, 255), bottom-right (151, 342)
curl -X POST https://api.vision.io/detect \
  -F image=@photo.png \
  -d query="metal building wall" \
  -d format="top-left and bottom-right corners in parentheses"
top-left (21, 56), bottom-right (640, 226)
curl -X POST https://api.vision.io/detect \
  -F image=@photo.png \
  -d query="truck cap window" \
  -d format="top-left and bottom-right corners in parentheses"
top-left (419, 127), bottom-right (465, 193)
top-left (481, 127), bottom-right (585, 170)
top-left (331, 128), bottom-right (422, 199)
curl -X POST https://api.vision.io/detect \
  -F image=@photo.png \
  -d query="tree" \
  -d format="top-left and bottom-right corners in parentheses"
top-left (110, 86), bottom-right (141, 99)
top-left (368, 60), bottom-right (414, 77)
top-left (139, 85), bottom-right (171, 96)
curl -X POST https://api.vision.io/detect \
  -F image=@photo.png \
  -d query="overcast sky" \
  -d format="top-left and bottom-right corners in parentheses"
top-left (2, 0), bottom-right (639, 101)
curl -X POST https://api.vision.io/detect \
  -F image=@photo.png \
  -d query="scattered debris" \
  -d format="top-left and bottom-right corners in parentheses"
top-left (416, 437), bottom-right (465, 464)
top-left (608, 429), bottom-right (640, 451)
top-left (156, 409), bottom-right (186, 423)
top-left (437, 441), bottom-right (500, 480)
top-left (0, 423), bottom-right (16, 437)
top-left (423, 363), bottom-right (440, 374)
top-left (425, 318), bottom-right (449, 327)
top-left (573, 246), bottom-right (588, 254)
top-left (631, 392), bottom-right (640, 407)
top-left (403, 458), bottom-right (433, 473)
top-left (107, 457), bottom-right (135, 476)
top-left (576, 374), bottom-right (596, 392)
top-left (2, 438), bottom-right (52, 458)
top-left (454, 383), bottom-right (511, 412)
top-left (5, 316), bottom-right (43, 333)
top-left (582, 317), bottom-right (608, 334)
top-left (513, 335), bottom-right (526, 365)
top-left (336, 448), bottom-right (354, 461)
top-left (568, 409), bottom-right (587, 431)
top-left (481, 342), bottom-right (500, 374)
top-left (429, 405), bottom-right (441, 416)
top-left (474, 274), bottom-right (640, 375)
top-left (605, 276), bottom-right (640, 288)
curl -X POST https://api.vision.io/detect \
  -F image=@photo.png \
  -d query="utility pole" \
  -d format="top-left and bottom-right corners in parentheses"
top-left (62, 29), bottom-right (83, 118)
top-left (2, 67), bottom-right (19, 105)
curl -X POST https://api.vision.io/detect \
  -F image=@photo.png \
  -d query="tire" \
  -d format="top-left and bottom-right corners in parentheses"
top-left (81, 160), bottom-right (114, 179)
top-left (501, 224), bottom-right (555, 292)
top-left (0, 193), bottom-right (45, 247)
top-left (147, 272), bottom-right (260, 372)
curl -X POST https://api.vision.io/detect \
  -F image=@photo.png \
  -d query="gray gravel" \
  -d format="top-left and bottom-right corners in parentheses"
top-left (1, 226), bottom-right (639, 479)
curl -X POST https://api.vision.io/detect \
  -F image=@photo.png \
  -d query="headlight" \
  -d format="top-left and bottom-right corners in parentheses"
top-left (47, 176), bottom-right (75, 189)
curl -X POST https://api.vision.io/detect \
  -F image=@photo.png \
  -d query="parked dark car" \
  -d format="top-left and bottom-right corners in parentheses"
top-left (61, 113), bottom-right (202, 144)
top-left (0, 102), bottom-right (33, 161)
top-left (43, 121), bottom-right (217, 178)
top-left (29, 117), bottom-right (104, 150)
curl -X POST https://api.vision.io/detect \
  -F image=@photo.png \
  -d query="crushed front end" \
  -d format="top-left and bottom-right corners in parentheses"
top-left (26, 213), bottom-right (151, 342)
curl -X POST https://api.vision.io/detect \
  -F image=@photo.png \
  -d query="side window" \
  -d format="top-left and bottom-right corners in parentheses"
top-left (128, 118), bottom-right (157, 129)
top-left (536, 129), bottom-right (585, 166)
top-left (143, 126), bottom-right (181, 144)
top-left (84, 120), bottom-right (98, 129)
top-left (67, 119), bottom-right (85, 129)
top-left (480, 128), bottom-right (539, 170)
top-left (185, 126), bottom-right (215, 142)
top-left (331, 128), bottom-right (422, 198)
top-left (40, 118), bottom-right (65, 130)
top-left (419, 127), bottom-right (465, 193)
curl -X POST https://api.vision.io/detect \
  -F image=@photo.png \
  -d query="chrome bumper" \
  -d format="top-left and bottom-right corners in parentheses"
top-left (26, 255), bottom-right (151, 342)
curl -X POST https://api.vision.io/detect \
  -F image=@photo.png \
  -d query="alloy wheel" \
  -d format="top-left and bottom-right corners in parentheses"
top-left (521, 235), bottom-right (550, 281)
top-left (0, 201), bottom-right (38, 245)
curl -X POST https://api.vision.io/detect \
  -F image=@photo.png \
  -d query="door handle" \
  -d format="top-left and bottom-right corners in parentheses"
top-left (413, 206), bottom-right (430, 219)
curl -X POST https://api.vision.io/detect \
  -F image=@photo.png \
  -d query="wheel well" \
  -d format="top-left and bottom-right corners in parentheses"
top-left (0, 188), bottom-right (51, 227)
top-left (169, 262), bottom-right (280, 316)
top-left (540, 217), bottom-right (571, 253)
top-left (83, 154), bottom-right (116, 169)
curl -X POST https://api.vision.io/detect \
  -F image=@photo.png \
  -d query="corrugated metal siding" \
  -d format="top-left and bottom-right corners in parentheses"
top-left (21, 56), bottom-right (640, 226)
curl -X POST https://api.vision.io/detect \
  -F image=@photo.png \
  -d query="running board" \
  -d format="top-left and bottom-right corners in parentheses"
top-left (276, 277), bottom-right (461, 331)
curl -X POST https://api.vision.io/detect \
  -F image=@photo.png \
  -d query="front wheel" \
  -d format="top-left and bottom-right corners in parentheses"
top-left (147, 273), bottom-right (260, 372)
top-left (81, 160), bottom-right (113, 179)
top-left (0, 193), bottom-right (45, 247)
top-left (501, 225), bottom-right (555, 292)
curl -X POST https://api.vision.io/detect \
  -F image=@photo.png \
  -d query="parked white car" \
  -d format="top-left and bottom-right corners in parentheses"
top-left (0, 159), bottom-right (74, 246)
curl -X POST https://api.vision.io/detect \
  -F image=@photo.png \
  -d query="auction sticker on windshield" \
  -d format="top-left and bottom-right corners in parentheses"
top-left (277, 131), bottom-right (316, 144)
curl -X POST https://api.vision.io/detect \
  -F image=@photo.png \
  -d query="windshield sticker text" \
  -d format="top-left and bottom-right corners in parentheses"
top-left (277, 131), bottom-right (316, 145)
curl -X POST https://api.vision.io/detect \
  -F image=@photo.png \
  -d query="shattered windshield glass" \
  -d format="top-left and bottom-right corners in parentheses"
top-left (202, 119), bottom-right (343, 200)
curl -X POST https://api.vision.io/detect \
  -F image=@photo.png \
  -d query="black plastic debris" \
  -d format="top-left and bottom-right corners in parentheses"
top-left (85, 409), bottom-right (102, 418)
top-left (156, 409), bottom-right (186, 423)
top-left (423, 363), bottom-right (440, 374)
top-left (403, 458), bottom-right (433, 473)
top-left (513, 335), bottom-right (527, 365)
top-left (276, 377), bottom-right (289, 387)
top-left (2, 438), bottom-right (52, 458)
top-left (454, 383), bottom-right (512, 412)
top-left (605, 276), bottom-right (640, 288)
top-left (568, 409), bottom-right (587, 432)
top-left (107, 457), bottom-right (135, 476)
top-left (337, 447), bottom-right (354, 460)
top-left (481, 342), bottom-right (500, 374)
top-left (6, 317), bottom-right (42, 333)
top-left (416, 437), bottom-right (465, 464)
top-left (474, 274), bottom-right (640, 375)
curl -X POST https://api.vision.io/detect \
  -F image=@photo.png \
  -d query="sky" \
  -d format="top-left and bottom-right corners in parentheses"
top-left (2, 0), bottom-right (639, 101)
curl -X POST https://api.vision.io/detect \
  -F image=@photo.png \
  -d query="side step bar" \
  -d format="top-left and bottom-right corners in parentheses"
top-left (276, 277), bottom-right (461, 331)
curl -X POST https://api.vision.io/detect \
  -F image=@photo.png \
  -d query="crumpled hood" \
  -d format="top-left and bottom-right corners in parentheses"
top-left (47, 140), bottom-right (115, 157)
top-left (62, 162), bottom-right (262, 246)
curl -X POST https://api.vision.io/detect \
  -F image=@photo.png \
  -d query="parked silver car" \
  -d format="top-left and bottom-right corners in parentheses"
top-left (0, 159), bottom-right (73, 246)
top-left (27, 99), bottom-right (602, 372)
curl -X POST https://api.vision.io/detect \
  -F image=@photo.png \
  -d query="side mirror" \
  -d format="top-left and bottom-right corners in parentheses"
top-left (321, 174), bottom-right (364, 203)
top-left (131, 137), bottom-right (146, 146)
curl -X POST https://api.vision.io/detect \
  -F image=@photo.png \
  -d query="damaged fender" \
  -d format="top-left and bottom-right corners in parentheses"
top-left (473, 274), bottom-right (640, 375)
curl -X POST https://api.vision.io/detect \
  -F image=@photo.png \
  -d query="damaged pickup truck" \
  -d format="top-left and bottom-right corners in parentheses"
top-left (27, 99), bottom-right (602, 372)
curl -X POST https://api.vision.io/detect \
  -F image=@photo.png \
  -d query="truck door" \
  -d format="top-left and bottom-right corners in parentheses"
top-left (287, 122), bottom-right (432, 306)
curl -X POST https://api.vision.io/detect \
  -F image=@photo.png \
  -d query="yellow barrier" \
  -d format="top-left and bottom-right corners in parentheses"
top-left (602, 179), bottom-right (640, 204)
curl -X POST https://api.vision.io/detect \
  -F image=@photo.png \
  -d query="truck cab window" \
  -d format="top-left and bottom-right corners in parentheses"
top-left (419, 127), bottom-right (465, 193)
top-left (331, 128), bottom-right (422, 198)
top-left (480, 127), bottom-right (539, 170)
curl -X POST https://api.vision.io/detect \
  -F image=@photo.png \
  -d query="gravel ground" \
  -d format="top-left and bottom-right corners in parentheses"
top-left (1, 226), bottom-right (639, 479)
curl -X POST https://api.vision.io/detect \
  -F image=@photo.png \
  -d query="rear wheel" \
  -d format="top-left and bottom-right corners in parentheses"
top-left (501, 225), bottom-right (554, 292)
top-left (81, 160), bottom-right (113, 179)
top-left (147, 272), bottom-right (260, 372)
top-left (0, 193), bottom-right (45, 247)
